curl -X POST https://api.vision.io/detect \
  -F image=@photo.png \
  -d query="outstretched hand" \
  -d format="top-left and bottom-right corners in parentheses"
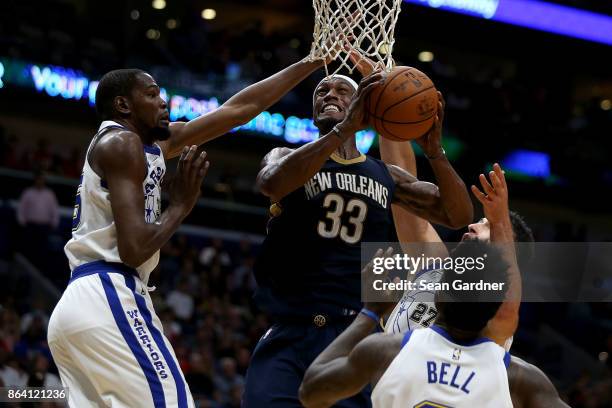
top-left (471, 163), bottom-right (510, 224)
top-left (337, 70), bottom-right (386, 135)
top-left (415, 91), bottom-right (445, 158)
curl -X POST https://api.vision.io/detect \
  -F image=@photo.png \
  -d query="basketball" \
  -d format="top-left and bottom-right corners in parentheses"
top-left (366, 66), bottom-right (438, 141)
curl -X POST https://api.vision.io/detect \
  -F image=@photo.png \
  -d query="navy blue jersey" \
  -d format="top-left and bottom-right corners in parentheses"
top-left (254, 154), bottom-right (397, 318)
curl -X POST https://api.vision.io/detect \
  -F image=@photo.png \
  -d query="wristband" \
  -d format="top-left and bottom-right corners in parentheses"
top-left (360, 308), bottom-right (380, 324)
top-left (332, 125), bottom-right (344, 139)
top-left (424, 148), bottom-right (446, 160)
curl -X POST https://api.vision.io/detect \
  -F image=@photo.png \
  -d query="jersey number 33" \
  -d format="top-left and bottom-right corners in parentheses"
top-left (317, 193), bottom-right (368, 244)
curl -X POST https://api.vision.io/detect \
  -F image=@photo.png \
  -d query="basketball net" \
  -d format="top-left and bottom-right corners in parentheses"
top-left (309, 0), bottom-right (403, 76)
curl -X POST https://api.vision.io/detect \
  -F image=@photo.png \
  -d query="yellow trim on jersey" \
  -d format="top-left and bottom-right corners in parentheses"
top-left (414, 401), bottom-right (452, 408)
top-left (330, 152), bottom-right (366, 165)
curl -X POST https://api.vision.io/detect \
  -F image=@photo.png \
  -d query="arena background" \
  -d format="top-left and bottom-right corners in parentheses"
top-left (0, 0), bottom-right (611, 406)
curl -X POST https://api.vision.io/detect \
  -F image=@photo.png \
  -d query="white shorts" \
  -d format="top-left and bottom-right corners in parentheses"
top-left (48, 261), bottom-right (194, 408)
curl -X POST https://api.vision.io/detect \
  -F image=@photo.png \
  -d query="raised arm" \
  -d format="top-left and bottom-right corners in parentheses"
top-left (96, 133), bottom-right (207, 267)
top-left (257, 71), bottom-right (384, 202)
top-left (472, 164), bottom-right (521, 345)
top-left (388, 93), bottom-right (473, 230)
top-left (159, 58), bottom-right (323, 159)
top-left (388, 154), bottom-right (472, 230)
top-left (379, 137), bottom-right (448, 258)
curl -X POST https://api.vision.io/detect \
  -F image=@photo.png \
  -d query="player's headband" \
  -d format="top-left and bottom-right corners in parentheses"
top-left (323, 75), bottom-right (359, 90)
top-left (313, 75), bottom-right (358, 104)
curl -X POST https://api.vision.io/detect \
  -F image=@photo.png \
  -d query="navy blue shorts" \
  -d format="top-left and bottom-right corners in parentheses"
top-left (242, 319), bottom-right (372, 407)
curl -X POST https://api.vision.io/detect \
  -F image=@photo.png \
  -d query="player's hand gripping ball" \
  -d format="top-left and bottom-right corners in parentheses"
top-left (366, 66), bottom-right (438, 141)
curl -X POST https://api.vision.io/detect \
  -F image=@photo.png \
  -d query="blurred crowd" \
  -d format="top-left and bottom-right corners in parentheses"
top-left (150, 236), bottom-right (266, 407)
top-left (0, 131), bottom-right (83, 179)
top-left (0, 229), bottom-right (270, 407)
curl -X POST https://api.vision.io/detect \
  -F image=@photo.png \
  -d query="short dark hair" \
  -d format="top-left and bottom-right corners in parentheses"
top-left (510, 211), bottom-right (535, 269)
top-left (436, 241), bottom-right (509, 333)
top-left (95, 69), bottom-right (146, 120)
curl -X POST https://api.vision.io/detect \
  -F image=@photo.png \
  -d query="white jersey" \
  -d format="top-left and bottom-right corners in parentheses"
top-left (50, 122), bottom-right (193, 407)
top-left (64, 121), bottom-right (165, 284)
top-left (385, 268), bottom-right (444, 334)
top-left (385, 268), bottom-right (514, 351)
top-left (372, 326), bottom-right (513, 408)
